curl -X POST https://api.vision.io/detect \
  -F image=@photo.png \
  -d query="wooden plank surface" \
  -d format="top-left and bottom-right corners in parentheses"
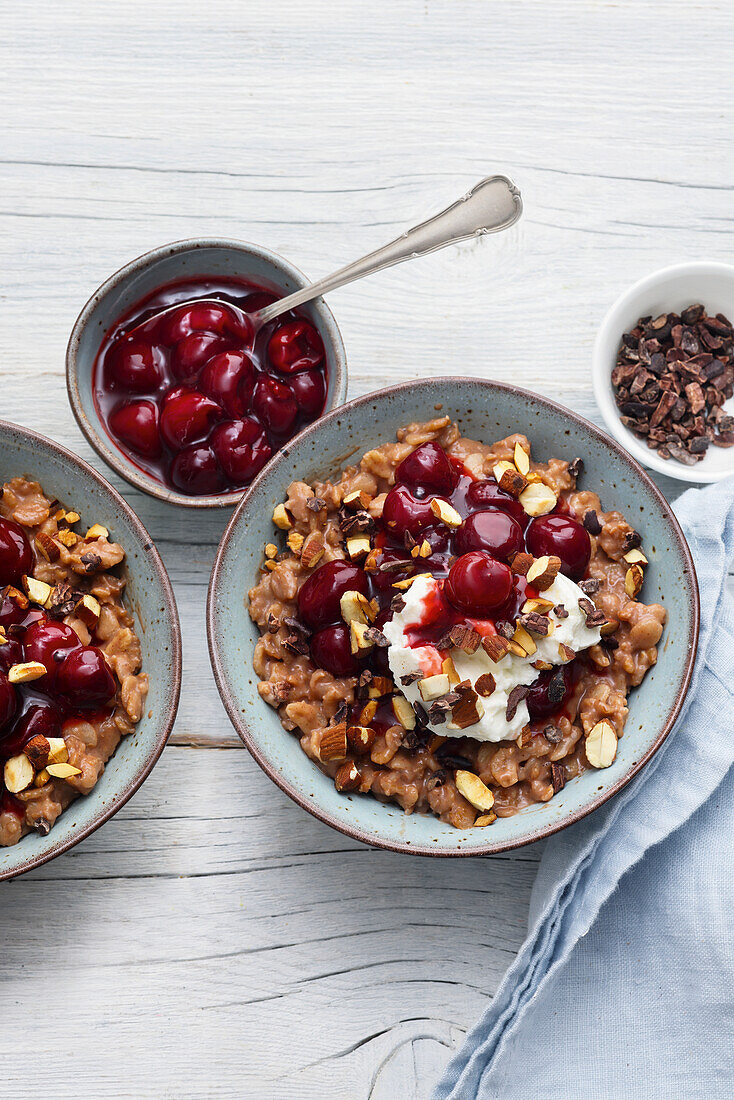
top-left (0, 0), bottom-right (731, 1095)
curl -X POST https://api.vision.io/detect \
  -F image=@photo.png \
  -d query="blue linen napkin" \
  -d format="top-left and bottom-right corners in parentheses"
top-left (435, 478), bottom-right (734, 1100)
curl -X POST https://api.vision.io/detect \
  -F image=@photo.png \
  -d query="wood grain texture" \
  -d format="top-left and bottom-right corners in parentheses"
top-left (0, 0), bottom-right (731, 1095)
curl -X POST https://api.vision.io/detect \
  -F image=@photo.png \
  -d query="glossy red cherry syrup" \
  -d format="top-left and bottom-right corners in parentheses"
top-left (299, 441), bottom-right (591, 726)
top-left (93, 276), bottom-right (329, 496)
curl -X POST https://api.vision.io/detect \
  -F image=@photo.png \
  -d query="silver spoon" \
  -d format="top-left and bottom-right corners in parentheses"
top-left (129, 174), bottom-right (522, 335)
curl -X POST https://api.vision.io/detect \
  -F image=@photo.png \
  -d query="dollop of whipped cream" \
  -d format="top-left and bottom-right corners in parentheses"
top-left (384, 573), bottom-right (602, 743)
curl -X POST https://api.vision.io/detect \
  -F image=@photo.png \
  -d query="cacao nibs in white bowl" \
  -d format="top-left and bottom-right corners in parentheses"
top-left (612, 303), bottom-right (734, 466)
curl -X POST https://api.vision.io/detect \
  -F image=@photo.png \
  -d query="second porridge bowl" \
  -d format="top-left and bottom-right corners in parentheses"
top-left (207, 378), bottom-right (698, 855)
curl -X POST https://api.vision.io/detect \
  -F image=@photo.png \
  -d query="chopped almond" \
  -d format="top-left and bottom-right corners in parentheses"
top-left (349, 620), bottom-right (375, 655)
top-left (519, 482), bottom-right (557, 517)
top-left (34, 768), bottom-right (50, 787)
top-left (4, 754), bottom-right (34, 793)
top-left (474, 812), bottom-right (497, 828)
top-left (623, 548), bottom-right (648, 566)
top-left (340, 590), bottom-right (371, 625)
top-left (449, 685), bottom-right (485, 730)
top-left (392, 573), bottom-right (431, 591)
top-left (286, 531), bottom-right (305, 554)
top-left (522, 597), bottom-right (554, 614)
top-left (64, 510), bottom-right (81, 525)
top-left (23, 576), bottom-right (52, 607)
top-left (455, 770), bottom-right (495, 811)
top-left (318, 722), bottom-right (348, 762)
top-left (475, 672), bottom-right (496, 697)
top-left (347, 725), bottom-right (376, 754)
top-left (34, 531), bottom-right (60, 562)
top-left (526, 555), bottom-right (561, 590)
top-left (56, 528), bottom-right (79, 548)
top-left (342, 489), bottom-right (372, 511)
top-left (625, 564), bottom-right (644, 598)
top-left (46, 737), bottom-right (69, 765)
top-left (24, 734), bottom-right (50, 769)
top-left (346, 535), bottom-right (371, 560)
top-left (557, 642), bottom-right (576, 663)
top-left (335, 760), bottom-right (362, 792)
top-left (264, 543), bottom-right (278, 559)
top-left (584, 720), bottom-right (618, 768)
top-left (74, 594), bottom-right (101, 628)
top-left (418, 540), bottom-right (432, 558)
top-left (85, 524), bottom-right (109, 540)
top-left (417, 674), bottom-right (451, 701)
top-left (300, 531), bottom-right (325, 569)
top-left (508, 551), bottom-right (534, 576)
top-left (358, 699), bottom-right (378, 726)
top-left (442, 656), bottom-right (460, 685)
top-left (494, 463), bottom-right (528, 497)
top-left (272, 503), bottom-right (292, 530)
top-left (481, 635), bottom-right (511, 663)
top-left (366, 675), bottom-right (393, 698)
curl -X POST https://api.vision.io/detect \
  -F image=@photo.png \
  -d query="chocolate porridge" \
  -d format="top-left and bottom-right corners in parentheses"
top-left (0, 477), bottom-right (149, 845)
top-left (248, 418), bottom-right (665, 829)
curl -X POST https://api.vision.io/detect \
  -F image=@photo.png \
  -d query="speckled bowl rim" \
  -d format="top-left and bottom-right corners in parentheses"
top-left (65, 237), bottom-right (348, 509)
top-left (0, 419), bottom-right (182, 880)
top-left (207, 377), bottom-right (700, 856)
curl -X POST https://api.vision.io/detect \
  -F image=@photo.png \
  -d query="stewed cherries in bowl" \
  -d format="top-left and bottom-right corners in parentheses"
top-left (67, 239), bottom-right (347, 507)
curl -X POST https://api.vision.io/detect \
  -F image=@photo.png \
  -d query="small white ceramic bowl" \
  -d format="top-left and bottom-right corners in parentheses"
top-left (593, 262), bottom-right (734, 483)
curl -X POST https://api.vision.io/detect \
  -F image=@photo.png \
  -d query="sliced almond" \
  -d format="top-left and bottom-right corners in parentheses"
top-left (34, 532), bottom-right (60, 562)
top-left (442, 656), bottom-right (460, 685)
top-left (392, 573), bottom-right (431, 591)
top-left (346, 535), bottom-right (371, 561)
top-left (350, 620), bottom-right (375, 655)
top-left (34, 768), bottom-right (51, 787)
top-left (519, 482), bottom-right (557, 517)
top-left (8, 661), bottom-right (47, 684)
top-left (624, 564), bottom-right (644, 598)
top-left (272, 503), bottom-right (293, 530)
top-left (512, 623), bottom-right (536, 656)
top-left (363, 547), bottom-right (382, 573)
top-left (429, 498), bottom-right (462, 528)
top-left (532, 659), bottom-right (553, 671)
top-left (557, 642), bottom-right (576, 663)
top-left (23, 576), bottom-right (52, 607)
top-left (418, 540), bottom-right (432, 558)
top-left (455, 770), bottom-right (495, 811)
top-left (474, 812), bottom-right (497, 827)
top-left (526, 555), bottom-right (561, 591)
top-left (623, 548), bottom-right (648, 566)
top-left (318, 722), bottom-right (348, 762)
top-left (392, 695), bottom-right (416, 730)
top-left (599, 617), bottom-right (619, 638)
top-left (340, 590), bottom-right (371, 626)
top-left (46, 762), bottom-right (82, 780)
top-left (300, 531), bottom-right (325, 569)
top-left (417, 673), bottom-right (451, 701)
top-left (507, 639), bottom-right (528, 658)
top-left (522, 597), bottom-right (554, 614)
top-left (513, 442), bottom-right (530, 476)
top-left (358, 699), bottom-right (378, 726)
top-left (343, 489), bottom-right (372, 511)
top-left (74, 593), bottom-right (101, 628)
top-left (46, 737), bottom-right (69, 765)
top-left (4, 753), bottom-right (34, 793)
top-left (584, 719), bottom-right (618, 768)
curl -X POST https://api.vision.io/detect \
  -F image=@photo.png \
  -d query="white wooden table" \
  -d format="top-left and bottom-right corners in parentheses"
top-left (1, 1), bottom-right (731, 1095)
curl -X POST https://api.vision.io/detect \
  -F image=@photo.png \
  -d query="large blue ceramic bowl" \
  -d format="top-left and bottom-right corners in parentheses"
top-left (207, 379), bottom-right (698, 856)
top-left (0, 421), bottom-right (181, 880)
